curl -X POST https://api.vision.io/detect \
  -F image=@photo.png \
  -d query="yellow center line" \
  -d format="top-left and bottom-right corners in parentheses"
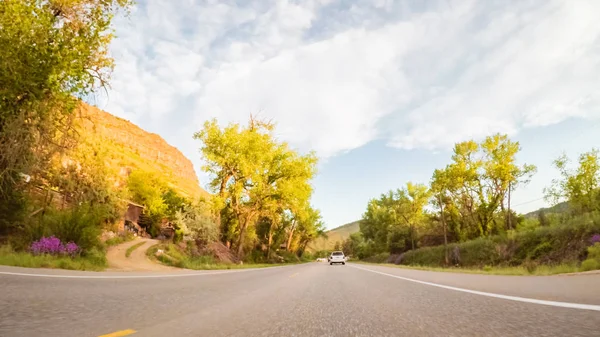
top-left (98, 329), bottom-right (137, 337)
top-left (289, 272), bottom-right (299, 278)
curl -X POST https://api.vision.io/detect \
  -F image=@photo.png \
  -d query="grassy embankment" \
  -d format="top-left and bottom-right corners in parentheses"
top-left (0, 232), bottom-right (135, 271)
top-left (0, 245), bottom-right (107, 271)
top-left (360, 212), bottom-right (600, 276)
top-left (147, 243), bottom-right (308, 270)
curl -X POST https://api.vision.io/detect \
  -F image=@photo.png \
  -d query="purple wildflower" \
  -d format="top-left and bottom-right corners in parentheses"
top-left (65, 242), bottom-right (79, 256)
top-left (30, 236), bottom-right (66, 255)
top-left (591, 234), bottom-right (600, 245)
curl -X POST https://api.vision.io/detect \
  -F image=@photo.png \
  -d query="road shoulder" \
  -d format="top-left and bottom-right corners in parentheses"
top-left (349, 263), bottom-right (600, 305)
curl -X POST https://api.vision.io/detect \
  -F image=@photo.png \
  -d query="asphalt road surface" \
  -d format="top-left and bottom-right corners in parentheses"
top-left (1, 263), bottom-right (599, 337)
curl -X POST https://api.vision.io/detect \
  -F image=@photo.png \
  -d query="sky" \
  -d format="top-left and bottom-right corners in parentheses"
top-left (96, 0), bottom-right (600, 229)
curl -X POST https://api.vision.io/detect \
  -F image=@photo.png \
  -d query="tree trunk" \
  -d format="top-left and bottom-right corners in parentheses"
top-left (286, 219), bottom-right (296, 252)
top-left (266, 226), bottom-right (273, 258)
top-left (507, 182), bottom-right (512, 230)
top-left (235, 213), bottom-right (249, 257)
top-left (410, 224), bottom-right (415, 250)
top-left (439, 196), bottom-right (449, 265)
top-left (236, 220), bottom-right (247, 257)
top-left (216, 174), bottom-right (231, 234)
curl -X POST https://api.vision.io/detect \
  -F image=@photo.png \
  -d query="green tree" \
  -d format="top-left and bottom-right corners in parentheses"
top-left (173, 202), bottom-right (218, 246)
top-left (0, 0), bottom-right (132, 204)
top-left (430, 168), bottom-right (451, 263)
top-left (45, 130), bottom-right (127, 222)
top-left (360, 192), bottom-right (397, 253)
top-left (444, 134), bottom-right (535, 237)
top-left (127, 171), bottom-right (167, 218)
top-left (395, 182), bottom-right (430, 250)
top-left (342, 232), bottom-right (363, 257)
top-left (480, 134), bottom-right (536, 230)
top-left (292, 207), bottom-right (326, 256)
top-left (545, 149), bottom-right (599, 213)
top-left (194, 117), bottom-right (318, 257)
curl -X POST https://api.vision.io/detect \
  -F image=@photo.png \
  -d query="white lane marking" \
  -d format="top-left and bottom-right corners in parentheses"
top-left (349, 264), bottom-right (600, 312)
top-left (0, 265), bottom-right (296, 279)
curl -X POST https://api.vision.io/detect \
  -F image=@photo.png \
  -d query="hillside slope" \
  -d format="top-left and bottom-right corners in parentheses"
top-left (77, 103), bottom-right (208, 199)
top-left (524, 201), bottom-right (569, 218)
top-left (308, 220), bottom-right (361, 252)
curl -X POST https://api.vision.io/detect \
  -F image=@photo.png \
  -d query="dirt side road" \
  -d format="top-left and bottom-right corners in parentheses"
top-left (106, 238), bottom-right (174, 271)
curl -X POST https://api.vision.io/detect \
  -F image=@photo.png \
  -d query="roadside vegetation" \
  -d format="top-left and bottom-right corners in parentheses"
top-left (146, 243), bottom-right (309, 270)
top-left (345, 136), bottom-right (600, 275)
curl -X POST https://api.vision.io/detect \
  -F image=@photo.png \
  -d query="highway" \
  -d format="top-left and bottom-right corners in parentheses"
top-left (1, 263), bottom-right (599, 337)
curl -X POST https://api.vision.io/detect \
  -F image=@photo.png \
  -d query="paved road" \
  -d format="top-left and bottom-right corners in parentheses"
top-left (1, 263), bottom-right (599, 337)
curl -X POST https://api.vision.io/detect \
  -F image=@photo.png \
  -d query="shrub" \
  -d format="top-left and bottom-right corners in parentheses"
top-left (362, 252), bottom-right (390, 263)
top-left (84, 247), bottom-right (107, 267)
top-left (581, 259), bottom-right (599, 272)
top-left (277, 250), bottom-right (300, 263)
top-left (21, 204), bottom-right (104, 252)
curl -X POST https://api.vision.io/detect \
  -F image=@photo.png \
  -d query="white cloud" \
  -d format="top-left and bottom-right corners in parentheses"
top-left (101, 0), bottom-right (600, 165)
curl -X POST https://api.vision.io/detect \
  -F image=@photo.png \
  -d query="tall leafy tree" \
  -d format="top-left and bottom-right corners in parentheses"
top-left (194, 117), bottom-right (318, 257)
top-left (480, 134), bottom-right (536, 230)
top-left (445, 134), bottom-right (535, 237)
top-left (431, 168), bottom-right (452, 263)
top-left (545, 149), bottom-right (599, 213)
top-left (395, 182), bottom-right (430, 250)
top-left (0, 0), bottom-right (132, 202)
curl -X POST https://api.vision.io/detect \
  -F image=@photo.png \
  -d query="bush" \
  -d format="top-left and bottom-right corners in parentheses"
top-left (581, 259), bottom-right (599, 272)
top-left (19, 205), bottom-right (104, 252)
top-left (587, 242), bottom-right (600, 260)
top-left (362, 252), bottom-right (390, 263)
top-left (277, 250), bottom-right (300, 263)
top-left (244, 250), bottom-right (267, 264)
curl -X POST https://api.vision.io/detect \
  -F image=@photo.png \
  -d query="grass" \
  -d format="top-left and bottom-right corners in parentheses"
top-left (146, 243), bottom-right (304, 270)
top-left (355, 261), bottom-right (583, 276)
top-left (125, 241), bottom-right (145, 258)
top-left (0, 245), bottom-right (107, 271)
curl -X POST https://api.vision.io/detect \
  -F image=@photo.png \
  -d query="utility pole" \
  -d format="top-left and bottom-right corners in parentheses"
top-left (507, 182), bottom-right (512, 230)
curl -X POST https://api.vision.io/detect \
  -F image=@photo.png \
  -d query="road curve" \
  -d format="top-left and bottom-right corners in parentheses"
top-left (106, 238), bottom-right (174, 272)
top-left (0, 263), bottom-right (599, 337)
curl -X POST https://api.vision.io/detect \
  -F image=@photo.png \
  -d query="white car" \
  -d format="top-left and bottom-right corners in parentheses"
top-left (328, 251), bottom-right (346, 265)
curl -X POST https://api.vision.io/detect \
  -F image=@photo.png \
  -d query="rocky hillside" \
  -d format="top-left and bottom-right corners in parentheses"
top-left (307, 220), bottom-right (361, 252)
top-left (77, 103), bottom-right (208, 199)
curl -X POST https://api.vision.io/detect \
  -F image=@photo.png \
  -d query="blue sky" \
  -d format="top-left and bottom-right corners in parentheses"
top-left (97, 0), bottom-right (600, 229)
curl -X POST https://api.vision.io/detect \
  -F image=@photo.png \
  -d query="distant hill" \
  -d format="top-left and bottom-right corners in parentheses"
top-left (307, 220), bottom-right (361, 252)
top-left (524, 201), bottom-right (569, 218)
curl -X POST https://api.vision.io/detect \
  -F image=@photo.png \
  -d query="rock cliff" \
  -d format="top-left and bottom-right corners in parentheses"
top-left (77, 103), bottom-right (208, 199)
